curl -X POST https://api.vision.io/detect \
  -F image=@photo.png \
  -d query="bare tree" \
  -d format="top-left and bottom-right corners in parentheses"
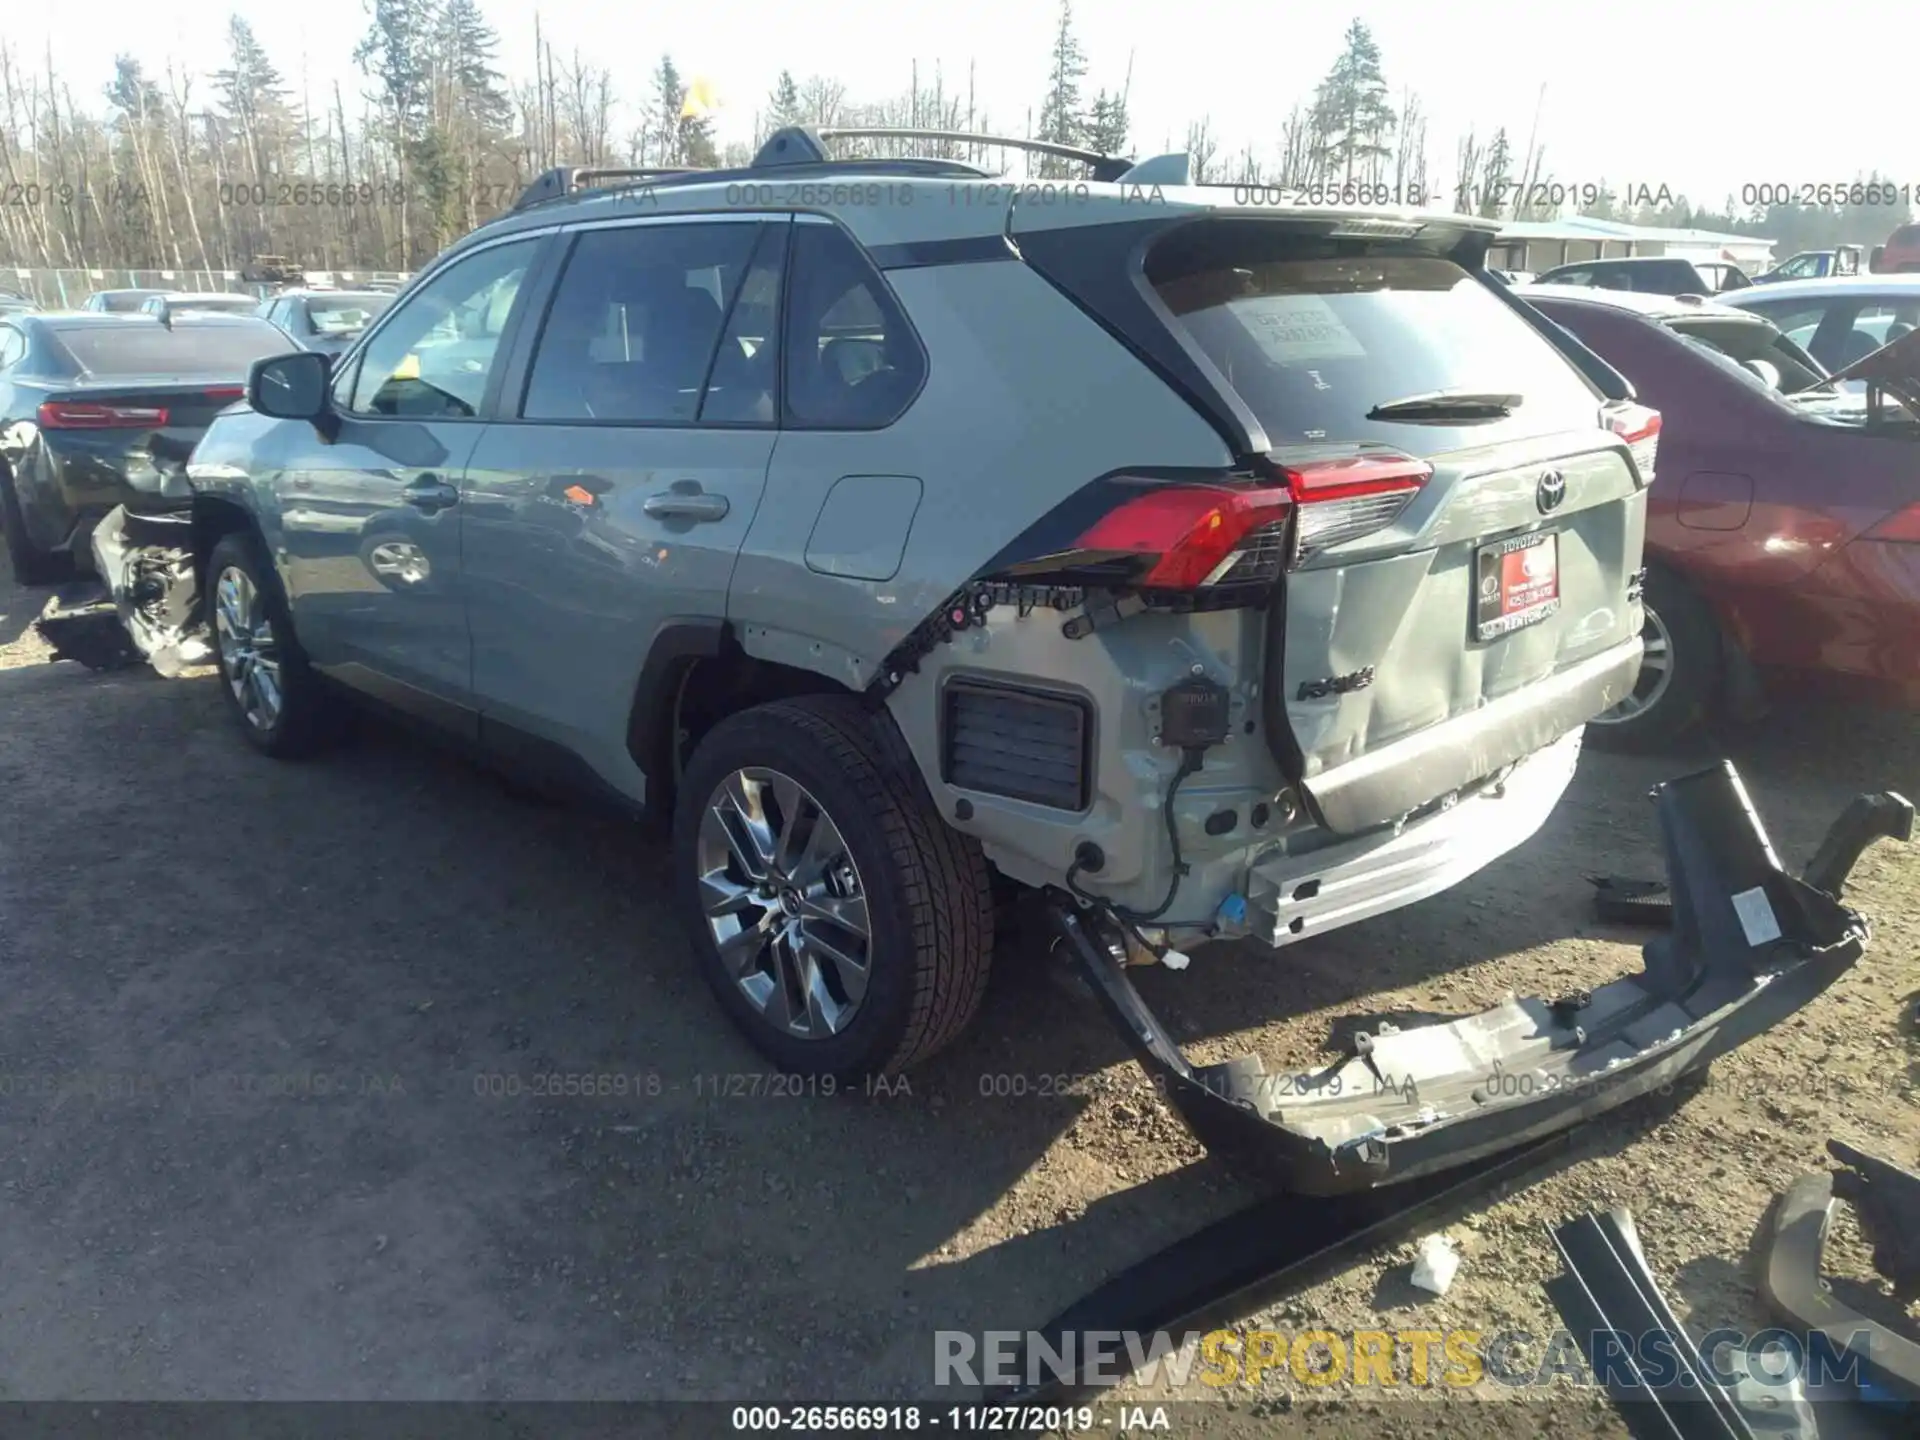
top-left (1184, 117), bottom-right (1218, 184)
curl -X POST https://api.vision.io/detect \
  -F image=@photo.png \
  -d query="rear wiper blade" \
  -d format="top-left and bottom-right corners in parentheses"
top-left (1366, 389), bottom-right (1523, 420)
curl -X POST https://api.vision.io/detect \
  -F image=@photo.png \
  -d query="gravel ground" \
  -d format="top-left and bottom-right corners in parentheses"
top-left (1, 554), bottom-right (1915, 1436)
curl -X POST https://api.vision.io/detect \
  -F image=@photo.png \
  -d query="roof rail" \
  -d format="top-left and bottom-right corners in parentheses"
top-left (511, 165), bottom-right (701, 213)
top-left (808, 127), bottom-right (1135, 182)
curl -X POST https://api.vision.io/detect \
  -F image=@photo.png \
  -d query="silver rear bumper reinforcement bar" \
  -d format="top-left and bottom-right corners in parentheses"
top-left (1051, 761), bottom-right (1910, 1195)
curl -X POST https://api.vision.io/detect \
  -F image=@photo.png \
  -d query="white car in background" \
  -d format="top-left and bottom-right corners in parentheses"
top-left (1714, 274), bottom-right (1920, 373)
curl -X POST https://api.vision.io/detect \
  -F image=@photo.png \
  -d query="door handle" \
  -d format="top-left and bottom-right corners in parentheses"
top-left (643, 489), bottom-right (729, 522)
top-left (402, 474), bottom-right (460, 513)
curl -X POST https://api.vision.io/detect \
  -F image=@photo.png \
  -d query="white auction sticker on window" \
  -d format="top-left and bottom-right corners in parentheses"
top-left (1231, 294), bottom-right (1368, 364)
top-left (1730, 886), bottom-right (1783, 947)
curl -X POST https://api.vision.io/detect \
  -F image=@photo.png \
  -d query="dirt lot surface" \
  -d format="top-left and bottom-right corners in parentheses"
top-left (2, 554), bottom-right (1916, 1437)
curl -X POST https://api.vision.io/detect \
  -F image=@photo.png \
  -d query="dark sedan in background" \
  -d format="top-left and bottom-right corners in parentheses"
top-left (1534, 255), bottom-right (1752, 297)
top-left (254, 289), bottom-right (395, 357)
top-left (0, 312), bottom-right (292, 582)
top-left (1523, 284), bottom-right (1920, 748)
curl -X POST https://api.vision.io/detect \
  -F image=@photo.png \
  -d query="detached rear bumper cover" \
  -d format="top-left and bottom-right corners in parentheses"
top-left (1057, 762), bottom-right (1910, 1193)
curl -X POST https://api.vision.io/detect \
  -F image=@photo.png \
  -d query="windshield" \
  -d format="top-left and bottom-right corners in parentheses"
top-left (1665, 316), bottom-right (1828, 398)
top-left (53, 321), bottom-right (290, 375)
top-left (308, 294), bottom-right (393, 335)
top-left (1150, 240), bottom-right (1601, 454)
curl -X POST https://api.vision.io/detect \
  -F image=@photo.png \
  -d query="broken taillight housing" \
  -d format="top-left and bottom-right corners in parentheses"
top-left (1267, 451), bottom-right (1433, 564)
top-left (980, 452), bottom-right (1432, 600)
top-left (1607, 403), bottom-right (1662, 484)
top-left (1072, 483), bottom-right (1298, 589)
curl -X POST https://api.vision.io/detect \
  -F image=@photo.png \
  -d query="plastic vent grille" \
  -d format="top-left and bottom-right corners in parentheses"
top-left (942, 681), bottom-right (1091, 811)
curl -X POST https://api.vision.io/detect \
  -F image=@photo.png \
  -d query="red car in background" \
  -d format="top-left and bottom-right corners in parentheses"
top-left (1874, 222), bottom-right (1920, 273)
top-left (1522, 284), bottom-right (1920, 750)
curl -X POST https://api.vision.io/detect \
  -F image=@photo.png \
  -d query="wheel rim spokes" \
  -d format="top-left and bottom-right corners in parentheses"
top-left (213, 566), bottom-right (283, 730)
top-left (695, 767), bottom-right (871, 1040)
top-left (1598, 604), bottom-right (1675, 723)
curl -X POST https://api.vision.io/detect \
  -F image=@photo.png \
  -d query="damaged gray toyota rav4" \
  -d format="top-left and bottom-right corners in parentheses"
top-left (58, 129), bottom-right (1907, 1193)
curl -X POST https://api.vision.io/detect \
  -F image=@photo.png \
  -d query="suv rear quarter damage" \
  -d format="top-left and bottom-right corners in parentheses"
top-left (726, 248), bottom-right (1256, 912)
top-left (736, 196), bottom-right (1655, 947)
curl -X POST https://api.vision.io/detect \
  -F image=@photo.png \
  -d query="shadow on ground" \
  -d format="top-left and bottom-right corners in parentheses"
top-left (0, 548), bottom-right (1914, 1401)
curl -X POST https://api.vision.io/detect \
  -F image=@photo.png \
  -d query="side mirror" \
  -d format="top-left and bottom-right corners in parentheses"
top-left (249, 351), bottom-right (331, 422)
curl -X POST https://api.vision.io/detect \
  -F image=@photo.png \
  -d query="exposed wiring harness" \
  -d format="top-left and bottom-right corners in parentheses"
top-left (1065, 746), bottom-right (1207, 924)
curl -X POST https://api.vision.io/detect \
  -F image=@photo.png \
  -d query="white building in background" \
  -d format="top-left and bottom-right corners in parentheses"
top-left (1489, 217), bottom-right (1777, 276)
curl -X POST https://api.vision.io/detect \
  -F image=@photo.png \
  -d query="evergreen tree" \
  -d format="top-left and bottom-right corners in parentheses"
top-left (652, 55), bottom-right (717, 167)
top-left (217, 16), bottom-right (290, 178)
top-left (1035, 1), bottom-right (1087, 177)
top-left (1309, 19), bottom-right (1396, 185)
top-left (1083, 88), bottom-right (1129, 158)
top-left (107, 56), bottom-right (164, 122)
top-left (436, 0), bottom-right (513, 135)
top-left (354, 0), bottom-right (437, 261)
top-left (767, 70), bottom-right (801, 131)
top-left (353, 0), bottom-right (433, 144)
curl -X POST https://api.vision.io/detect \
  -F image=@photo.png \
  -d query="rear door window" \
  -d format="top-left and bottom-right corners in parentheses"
top-left (1149, 241), bottom-right (1601, 454)
top-left (780, 223), bottom-right (925, 429)
top-left (521, 221), bottom-right (762, 424)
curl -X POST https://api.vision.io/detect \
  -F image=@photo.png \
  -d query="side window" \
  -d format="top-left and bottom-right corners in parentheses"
top-left (781, 223), bottom-right (926, 429)
top-left (1551, 269), bottom-right (1593, 287)
top-left (345, 239), bottom-right (539, 419)
top-left (700, 223), bottom-right (787, 425)
top-left (0, 326), bottom-right (23, 370)
top-left (521, 222), bottom-right (760, 424)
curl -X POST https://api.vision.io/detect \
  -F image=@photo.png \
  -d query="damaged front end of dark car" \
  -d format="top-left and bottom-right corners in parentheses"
top-left (35, 502), bottom-right (210, 674)
top-left (1052, 764), bottom-right (1911, 1194)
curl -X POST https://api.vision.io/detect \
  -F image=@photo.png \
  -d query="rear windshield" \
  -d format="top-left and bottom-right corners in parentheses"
top-left (1149, 238), bottom-right (1601, 454)
top-left (170, 295), bottom-right (258, 312)
top-left (53, 321), bottom-right (289, 375)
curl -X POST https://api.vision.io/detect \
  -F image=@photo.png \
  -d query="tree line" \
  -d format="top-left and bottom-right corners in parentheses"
top-left (0, 4), bottom-right (1907, 274)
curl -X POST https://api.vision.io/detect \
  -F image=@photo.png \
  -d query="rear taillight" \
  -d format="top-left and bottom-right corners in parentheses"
top-left (1075, 484), bottom-right (1297, 589)
top-left (1269, 452), bottom-right (1432, 564)
top-left (1866, 502), bottom-right (1920, 543)
top-left (988, 453), bottom-right (1434, 599)
top-left (37, 400), bottom-right (170, 429)
top-left (1607, 403), bottom-right (1661, 483)
top-left (204, 386), bottom-right (245, 405)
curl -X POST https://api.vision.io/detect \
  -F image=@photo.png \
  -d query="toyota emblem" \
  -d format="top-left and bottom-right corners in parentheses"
top-left (1536, 469), bottom-right (1567, 514)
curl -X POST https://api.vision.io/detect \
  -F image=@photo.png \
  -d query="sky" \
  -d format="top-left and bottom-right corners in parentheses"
top-left (6, 0), bottom-right (1915, 214)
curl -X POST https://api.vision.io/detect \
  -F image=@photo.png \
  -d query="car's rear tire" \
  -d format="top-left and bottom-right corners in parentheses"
top-left (671, 694), bottom-right (995, 1079)
top-left (1586, 565), bottom-right (1722, 754)
top-left (0, 470), bottom-right (72, 586)
top-left (207, 531), bottom-right (337, 758)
